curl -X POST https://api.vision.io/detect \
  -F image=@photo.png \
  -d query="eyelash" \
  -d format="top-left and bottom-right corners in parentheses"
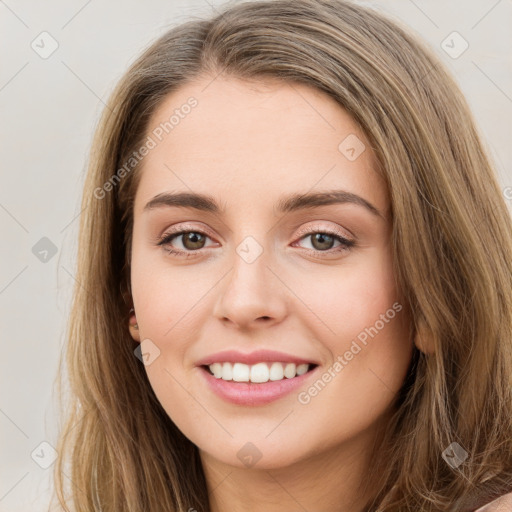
top-left (156, 224), bottom-right (356, 259)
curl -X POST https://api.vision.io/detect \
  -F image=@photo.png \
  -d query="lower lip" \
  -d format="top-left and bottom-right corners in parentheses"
top-left (197, 365), bottom-right (319, 406)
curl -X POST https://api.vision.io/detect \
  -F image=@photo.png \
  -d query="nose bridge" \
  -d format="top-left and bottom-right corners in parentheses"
top-left (213, 232), bottom-right (286, 327)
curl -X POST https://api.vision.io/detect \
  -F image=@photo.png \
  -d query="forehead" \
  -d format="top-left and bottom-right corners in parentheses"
top-left (134, 75), bottom-right (388, 218)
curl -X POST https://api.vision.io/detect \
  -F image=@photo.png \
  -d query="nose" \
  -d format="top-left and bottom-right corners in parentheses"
top-left (212, 244), bottom-right (287, 330)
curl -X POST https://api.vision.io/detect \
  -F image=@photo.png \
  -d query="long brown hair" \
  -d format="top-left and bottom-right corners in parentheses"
top-left (52, 0), bottom-right (512, 510)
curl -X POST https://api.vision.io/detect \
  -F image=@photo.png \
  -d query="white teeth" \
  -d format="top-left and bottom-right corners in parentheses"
top-left (233, 362), bottom-right (250, 382)
top-left (296, 363), bottom-right (309, 376)
top-left (207, 362), bottom-right (311, 382)
top-left (284, 363), bottom-right (296, 379)
top-left (210, 363), bottom-right (223, 379)
top-left (221, 362), bottom-right (232, 380)
top-left (250, 362), bottom-right (269, 383)
top-left (269, 362), bottom-right (284, 381)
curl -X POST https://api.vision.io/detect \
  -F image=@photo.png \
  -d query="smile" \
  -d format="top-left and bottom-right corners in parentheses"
top-left (199, 362), bottom-right (319, 406)
top-left (206, 361), bottom-right (315, 383)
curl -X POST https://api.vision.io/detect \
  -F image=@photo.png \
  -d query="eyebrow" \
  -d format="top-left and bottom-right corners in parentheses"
top-left (143, 190), bottom-right (385, 219)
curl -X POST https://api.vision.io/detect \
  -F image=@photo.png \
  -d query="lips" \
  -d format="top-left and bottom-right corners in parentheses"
top-left (198, 363), bottom-right (321, 406)
top-left (194, 348), bottom-right (319, 367)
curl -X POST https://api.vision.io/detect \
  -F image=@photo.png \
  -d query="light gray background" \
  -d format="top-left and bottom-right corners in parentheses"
top-left (1, 0), bottom-right (511, 510)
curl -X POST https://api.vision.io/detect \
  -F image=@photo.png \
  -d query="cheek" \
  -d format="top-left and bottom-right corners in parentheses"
top-left (129, 246), bottom-right (207, 428)
top-left (130, 242), bottom-right (205, 336)
top-left (296, 246), bottom-right (403, 345)
top-left (296, 248), bottom-right (412, 404)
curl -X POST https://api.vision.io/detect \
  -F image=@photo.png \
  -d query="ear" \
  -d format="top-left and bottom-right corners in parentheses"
top-left (128, 308), bottom-right (141, 343)
top-left (414, 314), bottom-right (435, 354)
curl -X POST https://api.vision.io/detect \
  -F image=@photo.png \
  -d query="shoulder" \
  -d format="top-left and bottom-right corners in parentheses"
top-left (474, 491), bottom-right (512, 511)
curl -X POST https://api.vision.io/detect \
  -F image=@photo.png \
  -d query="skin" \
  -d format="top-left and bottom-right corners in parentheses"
top-left (129, 74), bottom-right (414, 512)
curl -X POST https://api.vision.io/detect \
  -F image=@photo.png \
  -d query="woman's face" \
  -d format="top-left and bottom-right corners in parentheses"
top-left (130, 75), bottom-right (413, 470)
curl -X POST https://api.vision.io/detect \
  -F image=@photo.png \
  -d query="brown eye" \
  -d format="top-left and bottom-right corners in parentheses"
top-left (158, 231), bottom-right (209, 251)
top-left (180, 232), bottom-right (207, 250)
top-left (309, 233), bottom-right (337, 251)
top-left (294, 229), bottom-right (355, 254)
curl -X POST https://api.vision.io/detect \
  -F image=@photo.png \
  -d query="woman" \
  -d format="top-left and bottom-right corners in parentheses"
top-left (52, 0), bottom-right (512, 510)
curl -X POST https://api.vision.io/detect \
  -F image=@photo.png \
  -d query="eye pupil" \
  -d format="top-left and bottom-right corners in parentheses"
top-left (311, 233), bottom-right (334, 251)
top-left (184, 232), bottom-right (205, 250)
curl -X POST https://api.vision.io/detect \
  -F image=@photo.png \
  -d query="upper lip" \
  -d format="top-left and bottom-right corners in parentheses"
top-left (195, 349), bottom-right (319, 367)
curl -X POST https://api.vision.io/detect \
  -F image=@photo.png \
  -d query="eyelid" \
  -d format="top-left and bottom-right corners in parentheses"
top-left (158, 222), bottom-right (353, 243)
top-left (293, 222), bottom-right (354, 242)
top-left (157, 222), bottom-right (217, 243)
